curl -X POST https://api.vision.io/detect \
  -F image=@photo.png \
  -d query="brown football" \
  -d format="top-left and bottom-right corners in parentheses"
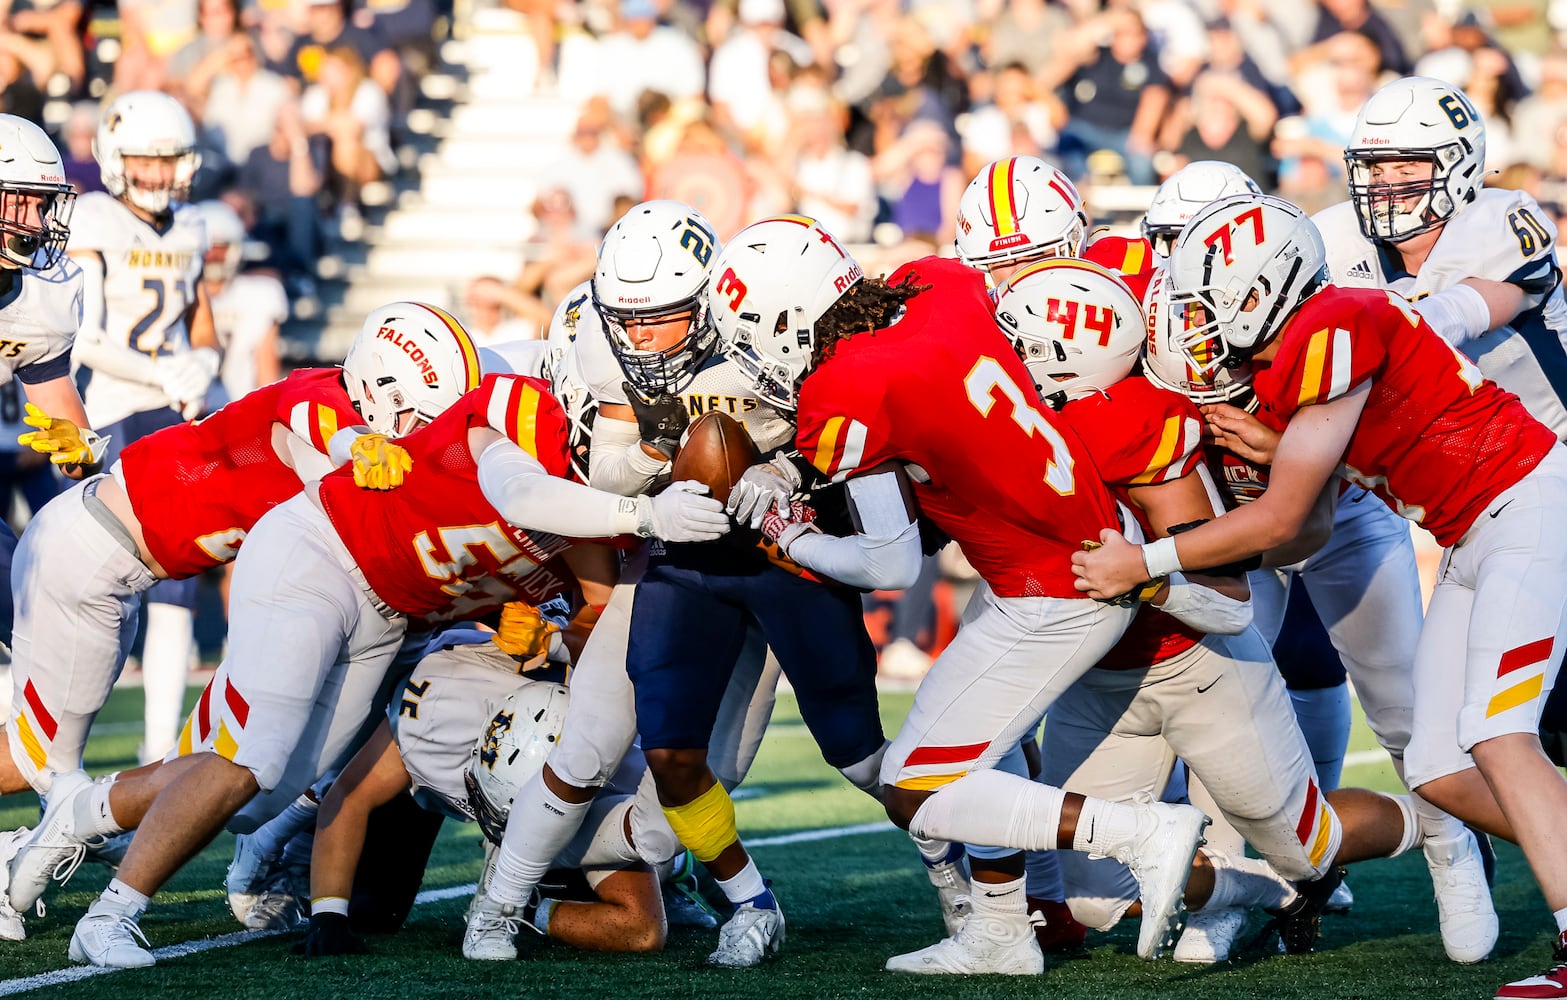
top-left (669, 411), bottom-right (761, 505)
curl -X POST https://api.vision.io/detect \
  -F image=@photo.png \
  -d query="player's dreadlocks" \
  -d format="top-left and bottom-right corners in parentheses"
top-left (812, 272), bottom-right (932, 367)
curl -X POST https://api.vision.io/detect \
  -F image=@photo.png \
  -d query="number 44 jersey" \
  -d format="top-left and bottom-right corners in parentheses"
top-left (68, 192), bottom-right (206, 427)
top-left (795, 256), bottom-right (1119, 599)
top-left (317, 373), bottom-right (579, 623)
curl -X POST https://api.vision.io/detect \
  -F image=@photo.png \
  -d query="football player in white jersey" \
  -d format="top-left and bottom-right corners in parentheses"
top-left (69, 90), bottom-right (222, 766)
top-left (193, 201), bottom-right (284, 406)
top-left (1315, 75), bottom-right (1567, 439)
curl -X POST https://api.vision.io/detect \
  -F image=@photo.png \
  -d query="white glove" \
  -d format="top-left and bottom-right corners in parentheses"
top-left (726, 456), bottom-right (803, 529)
top-left (634, 481), bottom-right (732, 543)
top-left (156, 347), bottom-right (221, 409)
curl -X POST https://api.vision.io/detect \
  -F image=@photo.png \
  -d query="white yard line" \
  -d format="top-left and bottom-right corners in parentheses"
top-left (1343, 748), bottom-right (1392, 770)
top-left (0, 821), bottom-right (898, 996)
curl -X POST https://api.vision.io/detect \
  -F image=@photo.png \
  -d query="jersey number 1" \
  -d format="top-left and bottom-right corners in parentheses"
top-left (964, 357), bottom-right (1075, 496)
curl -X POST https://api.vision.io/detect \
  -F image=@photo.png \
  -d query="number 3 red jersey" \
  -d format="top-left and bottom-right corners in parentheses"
top-left (1254, 285), bottom-right (1557, 546)
top-left (1062, 375), bottom-right (1208, 668)
top-left (318, 373), bottom-right (576, 622)
top-left (120, 367), bottom-right (363, 578)
top-left (796, 256), bottom-right (1119, 599)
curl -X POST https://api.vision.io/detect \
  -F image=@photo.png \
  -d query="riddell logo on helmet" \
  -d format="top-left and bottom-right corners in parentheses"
top-left (376, 325), bottom-right (441, 386)
top-left (833, 264), bottom-right (864, 293)
top-left (990, 233), bottom-right (1029, 251)
top-left (1360, 137), bottom-right (1392, 145)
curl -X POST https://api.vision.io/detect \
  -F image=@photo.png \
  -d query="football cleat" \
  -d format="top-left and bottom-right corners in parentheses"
top-left (662, 850), bottom-right (719, 929)
top-left (1425, 828), bottom-right (1498, 964)
top-left (1495, 931), bottom-right (1567, 999)
top-left (1270, 866), bottom-right (1344, 954)
top-left (8, 769), bottom-right (94, 913)
top-left (1174, 906), bottom-right (1248, 964)
top-left (1027, 896), bottom-right (1087, 954)
top-left (0, 828), bottom-right (26, 941)
top-left (927, 849), bottom-right (972, 936)
top-left (708, 901), bottom-right (785, 968)
top-left (1112, 799), bottom-right (1210, 960)
top-left (1324, 878), bottom-right (1354, 914)
top-left (885, 910), bottom-right (1045, 975)
top-left (462, 893), bottom-right (522, 961)
top-left (84, 831), bottom-right (133, 873)
top-left (226, 832), bottom-right (280, 926)
top-left (70, 905), bottom-right (154, 968)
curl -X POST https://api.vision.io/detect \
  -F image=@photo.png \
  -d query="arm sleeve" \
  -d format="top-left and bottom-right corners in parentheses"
top-left (70, 254), bottom-right (162, 386)
top-left (587, 411), bottom-right (670, 495)
top-left (478, 438), bottom-right (642, 538)
top-left (784, 470), bottom-right (923, 590)
top-left (1409, 283), bottom-right (1494, 347)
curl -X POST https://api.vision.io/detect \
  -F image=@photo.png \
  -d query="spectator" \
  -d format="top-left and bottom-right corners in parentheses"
top-left (1160, 69), bottom-right (1278, 184)
top-left (166, 0), bottom-right (241, 84)
top-left (959, 61), bottom-right (1063, 167)
top-left (236, 97), bottom-right (324, 292)
top-left (1514, 49), bottom-right (1567, 170)
top-left (285, 0), bottom-right (399, 100)
top-left (463, 275), bottom-right (542, 347)
top-left (0, 38), bottom-right (45, 123)
top-left (592, 0), bottom-right (706, 116)
top-left (1140, 0), bottom-right (1209, 89)
top-left (540, 99), bottom-right (645, 236)
top-left (645, 114), bottom-right (758, 238)
top-left (3, 0), bottom-right (83, 95)
top-left (787, 76), bottom-right (876, 241)
top-left (1274, 32), bottom-right (1379, 206)
top-left (58, 101), bottom-right (104, 193)
top-left (1055, 9), bottom-right (1172, 184)
top-left (1203, 16), bottom-right (1300, 118)
top-left (981, 0), bottom-right (1073, 79)
top-left (114, 0), bottom-right (199, 91)
top-left (708, 0), bottom-right (813, 147)
top-left (867, 16), bottom-right (967, 157)
top-left (1297, 0), bottom-right (1411, 76)
top-left (875, 118), bottom-right (963, 243)
top-left (301, 44), bottom-right (397, 206)
top-left (200, 33), bottom-right (292, 167)
top-left (511, 186), bottom-right (598, 321)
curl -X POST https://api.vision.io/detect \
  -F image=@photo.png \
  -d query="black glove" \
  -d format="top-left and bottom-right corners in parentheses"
top-left (622, 381), bottom-right (688, 459)
top-left (291, 911), bottom-right (369, 957)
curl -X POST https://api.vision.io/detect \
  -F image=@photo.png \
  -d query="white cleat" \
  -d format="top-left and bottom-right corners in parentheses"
top-left (8, 770), bottom-right (94, 913)
top-left (1324, 878), bottom-right (1354, 914)
top-left (1117, 800), bottom-right (1210, 961)
top-left (885, 911), bottom-right (1044, 975)
top-left (927, 855), bottom-right (972, 936)
top-left (69, 907), bottom-right (154, 968)
top-left (708, 902), bottom-right (785, 968)
top-left (0, 827), bottom-right (28, 941)
top-left (1424, 829), bottom-right (1498, 964)
top-left (1174, 905), bottom-right (1248, 964)
top-left (462, 893), bottom-right (521, 961)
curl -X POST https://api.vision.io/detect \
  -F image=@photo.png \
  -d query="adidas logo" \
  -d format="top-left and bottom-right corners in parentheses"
top-left (1346, 260), bottom-right (1374, 279)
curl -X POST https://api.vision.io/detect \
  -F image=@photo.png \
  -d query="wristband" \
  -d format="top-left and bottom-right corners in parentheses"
top-left (1141, 536), bottom-right (1184, 580)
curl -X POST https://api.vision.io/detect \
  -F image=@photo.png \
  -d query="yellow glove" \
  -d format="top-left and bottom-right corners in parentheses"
top-left (350, 433), bottom-right (413, 490)
top-left (492, 602), bottom-right (560, 661)
top-left (17, 403), bottom-right (109, 467)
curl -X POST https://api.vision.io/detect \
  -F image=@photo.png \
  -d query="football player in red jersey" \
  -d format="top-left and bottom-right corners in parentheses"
top-left (1005, 257), bottom-right (1486, 962)
top-left (708, 216), bottom-right (1209, 974)
top-left (1075, 193), bottom-right (1567, 999)
top-left (40, 322), bottom-right (731, 967)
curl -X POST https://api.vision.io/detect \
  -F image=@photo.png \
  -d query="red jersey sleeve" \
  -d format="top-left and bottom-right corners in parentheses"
top-left (797, 363), bottom-right (896, 482)
top-left (1083, 235), bottom-right (1155, 301)
top-left (1254, 301), bottom-right (1386, 422)
top-left (1067, 377), bottom-right (1204, 489)
top-left (472, 372), bottom-right (572, 478)
top-left (275, 368), bottom-right (365, 456)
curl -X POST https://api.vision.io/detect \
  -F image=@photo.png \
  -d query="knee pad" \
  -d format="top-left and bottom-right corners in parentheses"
top-left (1058, 852), bottom-right (1137, 932)
top-left (628, 798), bottom-right (683, 868)
top-left (661, 782), bottom-right (737, 864)
top-left (548, 725), bottom-right (624, 789)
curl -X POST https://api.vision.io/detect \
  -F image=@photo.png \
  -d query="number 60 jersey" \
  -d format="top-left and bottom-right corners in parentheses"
top-left (794, 256), bottom-right (1119, 599)
top-left (68, 191), bottom-right (206, 427)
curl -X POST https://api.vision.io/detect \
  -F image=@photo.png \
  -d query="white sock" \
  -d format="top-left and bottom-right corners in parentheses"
top-left (1023, 850), bottom-right (1064, 901)
top-left (141, 603), bottom-right (194, 761)
top-left (248, 795), bottom-right (319, 861)
top-left (715, 859), bottom-right (769, 907)
top-left (1288, 684), bottom-right (1352, 791)
top-left (1386, 794), bottom-right (1423, 858)
top-left (907, 769), bottom-right (1067, 852)
top-left (1202, 850), bottom-right (1296, 911)
top-left (1071, 797), bottom-right (1144, 860)
top-left (969, 874), bottom-right (1027, 917)
top-left (488, 777), bottom-right (592, 906)
top-left (74, 778), bottom-right (126, 838)
top-left (100, 878), bottom-right (150, 918)
top-left (1409, 791), bottom-right (1466, 847)
top-left (1554, 906), bottom-right (1567, 935)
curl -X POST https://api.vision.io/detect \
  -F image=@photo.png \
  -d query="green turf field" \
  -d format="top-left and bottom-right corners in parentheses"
top-left (0, 685), bottom-right (1553, 999)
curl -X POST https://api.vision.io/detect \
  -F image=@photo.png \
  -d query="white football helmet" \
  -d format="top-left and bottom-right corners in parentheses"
top-left (707, 215), bottom-right (863, 411)
top-left (1165, 194), bottom-right (1328, 375)
top-left (1141, 160), bottom-right (1262, 259)
top-left (192, 200), bottom-right (246, 282)
top-left (1345, 77), bottom-right (1487, 243)
top-left (994, 258), bottom-right (1145, 407)
top-left (955, 157), bottom-right (1087, 271)
top-left (592, 200), bottom-right (720, 397)
top-left (0, 114), bottom-right (74, 270)
top-left (464, 681), bottom-right (570, 845)
top-left (94, 90), bottom-right (201, 216)
top-left (341, 301), bottom-right (482, 435)
top-left (1142, 265), bottom-right (1256, 406)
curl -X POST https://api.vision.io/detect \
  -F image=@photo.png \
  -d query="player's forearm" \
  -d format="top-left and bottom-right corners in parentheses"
top-left (479, 439), bottom-right (644, 538)
top-left (1410, 283), bottom-right (1498, 346)
top-left (587, 415), bottom-right (669, 496)
top-left (785, 521), bottom-right (922, 590)
top-left (72, 329), bottom-right (162, 385)
top-left (309, 792), bottom-right (375, 909)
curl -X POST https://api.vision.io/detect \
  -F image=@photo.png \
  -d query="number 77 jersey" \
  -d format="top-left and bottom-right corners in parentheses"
top-left (317, 373), bottom-right (579, 622)
top-left (795, 256), bottom-right (1120, 599)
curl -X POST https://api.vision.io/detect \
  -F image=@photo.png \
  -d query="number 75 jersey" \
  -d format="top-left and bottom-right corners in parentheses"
top-left (318, 373), bottom-right (579, 622)
top-left (795, 256), bottom-right (1119, 599)
top-left (68, 192), bottom-right (206, 426)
